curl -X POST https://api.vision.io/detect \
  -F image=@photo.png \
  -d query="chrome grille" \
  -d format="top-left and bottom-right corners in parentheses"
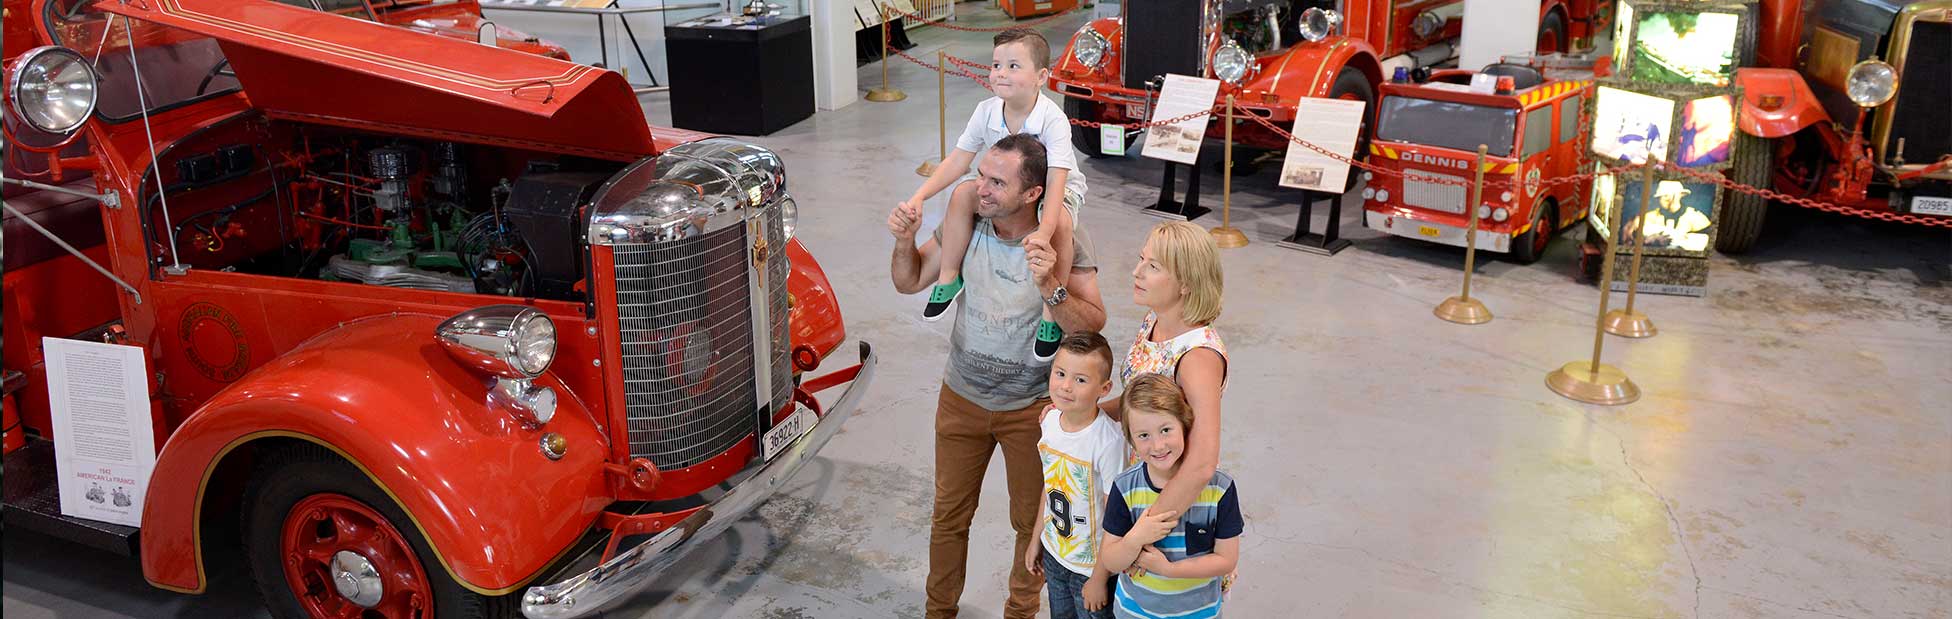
top-left (764, 212), bottom-right (793, 411)
top-left (611, 207), bottom-right (788, 469)
top-left (1403, 171), bottom-right (1467, 214)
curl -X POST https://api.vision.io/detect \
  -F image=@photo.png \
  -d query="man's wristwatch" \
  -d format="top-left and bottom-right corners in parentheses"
top-left (1043, 285), bottom-right (1069, 307)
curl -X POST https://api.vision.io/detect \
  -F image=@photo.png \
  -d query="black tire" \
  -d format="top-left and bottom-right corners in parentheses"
top-left (242, 444), bottom-right (520, 619)
top-left (1065, 97), bottom-right (1133, 158)
top-left (1510, 200), bottom-right (1556, 264)
top-left (1537, 9), bottom-right (1568, 54)
top-left (1717, 133), bottom-right (1773, 254)
top-left (1325, 67), bottom-right (1376, 192)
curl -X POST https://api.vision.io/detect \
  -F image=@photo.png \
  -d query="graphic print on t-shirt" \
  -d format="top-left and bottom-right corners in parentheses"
top-left (1039, 445), bottom-right (1102, 572)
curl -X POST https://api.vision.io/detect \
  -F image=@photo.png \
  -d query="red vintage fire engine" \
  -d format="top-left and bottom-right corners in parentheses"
top-left (1362, 65), bottom-right (1597, 263)
top-left (1049, 0), bottom-right (1613, 170)
top-left (1, 1), bottom-right (872, 618)
top-left (1721, 0), bottom-right (1950, 252)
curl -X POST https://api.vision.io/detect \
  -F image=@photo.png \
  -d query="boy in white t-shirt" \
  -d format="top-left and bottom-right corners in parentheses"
top-left (1024, 331), bottom-right (1127, 619)
top-left (894, 28), bottom-right (1086, 361)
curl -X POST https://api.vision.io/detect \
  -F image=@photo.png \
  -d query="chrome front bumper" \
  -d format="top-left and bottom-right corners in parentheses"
top-left (520, 342), bottom-right (877, 619)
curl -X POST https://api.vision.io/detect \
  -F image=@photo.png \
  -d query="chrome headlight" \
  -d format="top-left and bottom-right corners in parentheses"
top-left (1412, 11), bottom-right (1445, 39)
top-left (8, 46), bottom-right (98, 135)
top-left (779, 195), bottom-right (798, 239)
top-left (437, 305), bottom-right (558, 379)
top-left (1212, 40), bottom-right (1251, 85)
top-left (1299, 9), bottom-right (1343, 42)
top-left (1845, 60), bottom-right (1897, 108)
top-left (1073, 28), bottom-right (1109, 70)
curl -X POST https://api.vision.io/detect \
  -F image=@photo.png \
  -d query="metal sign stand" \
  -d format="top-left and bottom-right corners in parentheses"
top-left (1144, 161), bottom-right (1208, 221)
top-left (1276, 190), bottom-right (1350, 255)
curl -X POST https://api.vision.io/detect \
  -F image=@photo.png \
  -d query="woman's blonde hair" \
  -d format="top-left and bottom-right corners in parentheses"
top-left (1145, 221), bottom-right (1224, 326)
top-left (1123, 373), bottom-right (1195, 445)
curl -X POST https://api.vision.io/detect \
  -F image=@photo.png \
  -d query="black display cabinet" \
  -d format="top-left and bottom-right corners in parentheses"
top-left (665, 14), bottom-right (815, 136)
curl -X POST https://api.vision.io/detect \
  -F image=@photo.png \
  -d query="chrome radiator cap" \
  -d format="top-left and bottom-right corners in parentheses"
top-left (588, 138), bottom-right (787, 246)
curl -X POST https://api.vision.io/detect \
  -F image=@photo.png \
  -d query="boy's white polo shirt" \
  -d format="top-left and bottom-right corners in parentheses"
top-left (955, 93), bottom-right (1089, 200)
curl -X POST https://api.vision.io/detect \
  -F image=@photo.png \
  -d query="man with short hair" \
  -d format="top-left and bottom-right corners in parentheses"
top-left (889, 134), bottom-right (1108, 619)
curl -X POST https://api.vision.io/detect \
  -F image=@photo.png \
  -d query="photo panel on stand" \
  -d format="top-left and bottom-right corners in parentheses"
top-left (1588, 172), bottom-right (1618, 240)
top-left (1619, 178), bottom-right (1719, 255)
top-left (1592, 86), bottom-right (1675, 165)
top-left (1627, 6), bottom-right (1741, 88)
top-left (1677, 94), bottom-right (1736, 168)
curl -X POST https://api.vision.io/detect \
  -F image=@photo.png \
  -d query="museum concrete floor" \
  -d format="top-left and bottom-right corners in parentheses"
top-left (6, 7), bottom-right (1949, 619)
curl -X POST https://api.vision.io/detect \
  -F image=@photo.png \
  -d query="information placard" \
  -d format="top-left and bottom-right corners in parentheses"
top-left (45, 338), bottom-right (156, 527)
top-left (1277, 97), bottom-right (1367, 192)
top-left (1140, 74), bottom-right (1221, 165)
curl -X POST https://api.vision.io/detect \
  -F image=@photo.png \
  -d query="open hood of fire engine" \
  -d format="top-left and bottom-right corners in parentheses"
top-left (100, 0), bottom-right (656, 161)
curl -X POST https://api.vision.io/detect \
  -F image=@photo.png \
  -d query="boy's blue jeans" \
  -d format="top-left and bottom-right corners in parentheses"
top-left (1043, 548), bottom-right (1113, 619)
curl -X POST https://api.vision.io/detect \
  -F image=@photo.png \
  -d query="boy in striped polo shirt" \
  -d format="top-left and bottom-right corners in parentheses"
top-left (1094, 374), bottom-right (1242, 619)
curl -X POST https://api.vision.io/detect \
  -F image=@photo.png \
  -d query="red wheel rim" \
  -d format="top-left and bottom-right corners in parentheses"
top-left (1532, 209), bottom-right (1552, 255)
top-left (280, 493), bottom-right (434, 619)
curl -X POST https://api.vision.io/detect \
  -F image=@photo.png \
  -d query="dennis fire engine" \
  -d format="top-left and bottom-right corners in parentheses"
top-left (1048, 0), bottom-right (1614, 184)
top-left (2, 1), bottom-right (871, 618)
top-left (1363, 64), bottom-right (1597, 263)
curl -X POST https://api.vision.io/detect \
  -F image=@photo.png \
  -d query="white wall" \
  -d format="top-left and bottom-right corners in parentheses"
top-left (1458, 0), bottom-right (1540, 69)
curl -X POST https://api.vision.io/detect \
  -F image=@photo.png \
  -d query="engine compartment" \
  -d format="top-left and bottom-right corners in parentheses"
top-left (143, 113), bottom-right (626, 303)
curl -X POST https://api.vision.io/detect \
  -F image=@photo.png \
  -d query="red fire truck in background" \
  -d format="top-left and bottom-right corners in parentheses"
top-left (1721, 0), bottom-right (1950, 252)
top-left (1362, 64), bottom-right (1597, 263)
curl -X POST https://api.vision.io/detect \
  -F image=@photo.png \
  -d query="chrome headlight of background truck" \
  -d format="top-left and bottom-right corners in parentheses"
top-left (8, 46), bottom-right (98, 135)
top-left (1212, 40), bottom-right (1251, 84)
top-left (1299, 9), bottom-right (1343, 42)
top-left (1846, 60), bottom-right (1897, 108)
top-left (1073, 28), bottom-right (1109, 70)
top-left (437, 305), bottom-right (559, 379)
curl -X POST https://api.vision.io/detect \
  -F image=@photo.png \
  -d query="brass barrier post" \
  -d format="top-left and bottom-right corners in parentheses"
top-left (1211, 95), bottom-right (1248, 248)
top-left (915, 50), bottom-right (946, 176)
top-left (865, 5), bottom-right (907, 102)
top-left (1603, 162), bottom-right (1658, 338)
top-left (1435, 144), bottom-right (1493, 324)
top-left (1547, 163), bottom-right (1642, 405)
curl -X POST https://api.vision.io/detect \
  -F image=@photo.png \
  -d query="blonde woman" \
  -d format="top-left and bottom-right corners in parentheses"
top-left (1105, 221), bottom-right (1227, 527)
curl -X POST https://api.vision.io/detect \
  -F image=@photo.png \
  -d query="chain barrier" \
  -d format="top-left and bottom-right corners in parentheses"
top-left (889, 8), bottom-right (1078, 32)
top-left (1660, 159), bottom-right (1952, 228)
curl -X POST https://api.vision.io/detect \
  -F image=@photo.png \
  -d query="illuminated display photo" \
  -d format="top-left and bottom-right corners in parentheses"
top-left (1630, 11), bottom-right (1739, 87)
top-left (1589, 173), bottom-right (1618, 239)
top-left (1621, 179), bottom-right (1717, 253)
top-left (1678, 95), bottom-right (1735, 168)
top-left (1592, 87), bottom-right (1674, 164)
top-left (1611, 2), bottom-right (1634, 76)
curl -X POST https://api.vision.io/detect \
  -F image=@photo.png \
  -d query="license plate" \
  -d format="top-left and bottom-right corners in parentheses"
top-left (1914, 195), bottom-right (1952, 216)
top-left (762, 407), bottom-right (817, 462)
top-left (1418, 225), bottom-right (1442, 238)
top-left (1125, 103), bottom-right (1146, 119)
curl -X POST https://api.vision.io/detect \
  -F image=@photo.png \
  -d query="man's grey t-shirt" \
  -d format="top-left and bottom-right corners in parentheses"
top-left (943, 219), bottom-right (1097, 411)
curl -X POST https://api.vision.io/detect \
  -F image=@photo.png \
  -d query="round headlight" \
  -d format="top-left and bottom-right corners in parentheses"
top-left (510, 312), bottom-right (557, 377)
top-left (779, 195), bottom-right (798, 239)
top-left (1362, 187), bottom-right (1376, 200)
top-left (1845, 60), bottom-right (1897, 108)
top-left (1412, 11), bottom-right (1445, 39)
top-left (1492, 207), bottom-right (1510, 222)
top-left (1212, 40), bottom-right (1251, 85)
top-left (9, 47), bottom-right (98, 135)
top-left (1299, 9), bottom-right (1343, 42)
top-left (1074, 28), bottom-right (1109, 70)
top-left (1477, 205), bottom-right (1492, 220)
top-left (1375, 188), bottom-right (1390, 203)
top-left (1500, 191), bottom-right (1514, 202)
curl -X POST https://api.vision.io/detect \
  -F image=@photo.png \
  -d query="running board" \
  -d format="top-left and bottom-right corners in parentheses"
top-left (3, 438), bottom-right (141, 556)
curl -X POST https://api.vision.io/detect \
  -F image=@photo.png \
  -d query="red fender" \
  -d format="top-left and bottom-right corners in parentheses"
top-left (785, 238), bottom-right (844, 362)
top-left (1247, 36), bottom-right (1383, 103)
top-left (1734, 67), bottom-right (1829, 139)
top-left (140, 314), bottom-right (612, 596)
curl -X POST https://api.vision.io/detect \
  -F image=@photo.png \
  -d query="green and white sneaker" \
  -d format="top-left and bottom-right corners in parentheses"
top-left (922, 276), bottom-right (963, 322)
top-left (1033, 320), bottom-right (1063, 361)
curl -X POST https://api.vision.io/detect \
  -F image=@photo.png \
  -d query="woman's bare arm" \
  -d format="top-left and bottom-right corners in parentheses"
top-left (1148, 348), bottom-right (1223, 516)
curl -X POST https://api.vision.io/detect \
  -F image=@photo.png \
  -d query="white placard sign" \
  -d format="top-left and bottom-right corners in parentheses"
top-left (1100, 124), bottom-right (1127, 156)
top-left (1141, 74), bottom-right (1221, 165)
top-left (1277, 97), bottom-right (1368, 192)
top-left (45, 337), bottom-right (156, 527)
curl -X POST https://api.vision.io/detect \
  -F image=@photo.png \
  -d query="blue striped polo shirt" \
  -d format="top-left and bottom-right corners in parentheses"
top-left (1102, 464), bottom-right (1243, 619)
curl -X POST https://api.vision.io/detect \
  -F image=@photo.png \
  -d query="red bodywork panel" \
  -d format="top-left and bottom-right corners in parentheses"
top-left (139, 313), bottom-right (613, 595)
top-left (99, 0), bottom-right (655, 161)
top-left (1733, 68), bottom-right (1828, 139)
